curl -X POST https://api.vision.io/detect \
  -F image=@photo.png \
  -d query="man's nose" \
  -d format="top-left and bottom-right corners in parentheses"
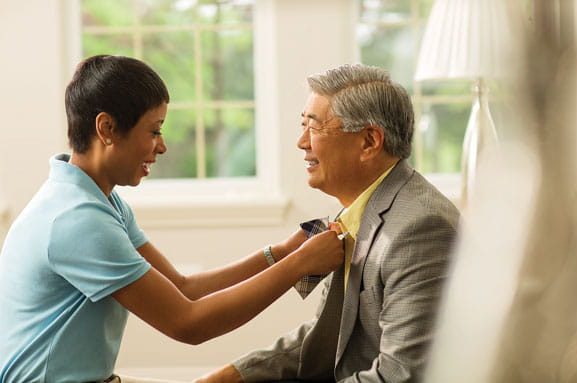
top-left (296, 127), bottom-right (310, 150)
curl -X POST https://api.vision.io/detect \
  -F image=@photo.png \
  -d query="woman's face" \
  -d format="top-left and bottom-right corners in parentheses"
top-left (109, 102), bottom-right (168, 188)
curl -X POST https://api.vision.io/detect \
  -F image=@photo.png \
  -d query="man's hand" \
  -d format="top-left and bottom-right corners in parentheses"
top-left (194, 364), bottom-right (243, 383)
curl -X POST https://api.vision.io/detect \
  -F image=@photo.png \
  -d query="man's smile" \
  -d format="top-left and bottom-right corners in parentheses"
top-left (305, 159), bottom-right (319, 169)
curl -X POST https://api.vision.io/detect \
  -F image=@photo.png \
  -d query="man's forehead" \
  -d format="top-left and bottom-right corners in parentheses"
top-left (302, 93), bottom-right (332, 120)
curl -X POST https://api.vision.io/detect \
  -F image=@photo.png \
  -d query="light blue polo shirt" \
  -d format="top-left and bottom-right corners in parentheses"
top-left (0, 153), bottom-right (151, 383)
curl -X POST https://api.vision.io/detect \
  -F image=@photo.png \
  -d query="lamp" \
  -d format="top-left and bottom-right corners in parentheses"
top-left (415, 0), bottom-right (524, 207)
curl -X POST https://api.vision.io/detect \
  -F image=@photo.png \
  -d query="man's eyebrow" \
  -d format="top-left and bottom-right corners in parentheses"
top-left (301, 112), bottom-right (320, 121)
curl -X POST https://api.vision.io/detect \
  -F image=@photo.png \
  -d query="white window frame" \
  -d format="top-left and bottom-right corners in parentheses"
top-left (66, 0), bottom-right (289, 228)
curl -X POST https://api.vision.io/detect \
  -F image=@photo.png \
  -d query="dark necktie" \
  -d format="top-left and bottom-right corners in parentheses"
top-left (294, 217), bottom-right (331, 299)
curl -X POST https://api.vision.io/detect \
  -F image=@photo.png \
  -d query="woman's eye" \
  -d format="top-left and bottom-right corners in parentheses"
top-left (152, 131), bottom-right (162, 136)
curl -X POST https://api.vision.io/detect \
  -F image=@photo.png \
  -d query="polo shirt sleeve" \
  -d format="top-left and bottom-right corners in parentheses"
top-left (47, 201), bottom-right (151, 302)
top-left (111, 191), bottom-right (148, 250)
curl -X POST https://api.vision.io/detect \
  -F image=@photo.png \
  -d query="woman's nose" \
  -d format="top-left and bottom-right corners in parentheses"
top-left (157, 135), bottom-right (167, 154)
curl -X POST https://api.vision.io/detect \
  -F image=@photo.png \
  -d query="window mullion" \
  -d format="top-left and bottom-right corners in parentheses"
top-left (194, 17), bottom-right (206, 178)
top-left (132, 0), bottom-right (143, 58)
top-left (412, 0), bottom-right (423, 170)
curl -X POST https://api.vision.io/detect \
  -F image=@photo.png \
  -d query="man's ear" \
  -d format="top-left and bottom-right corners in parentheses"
top-left (360, 125), bottom-right (385, 162)
top-left (95, 112), bottom-right (115, 146)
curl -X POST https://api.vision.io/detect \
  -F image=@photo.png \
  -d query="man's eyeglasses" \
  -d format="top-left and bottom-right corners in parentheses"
top-left (301, 116), bottom-right (356, 136)
top-left (301, 117), bottom-right (363, 136)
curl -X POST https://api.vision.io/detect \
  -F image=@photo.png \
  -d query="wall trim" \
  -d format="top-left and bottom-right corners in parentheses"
top-left (128, 195), bottom-right (290, 229)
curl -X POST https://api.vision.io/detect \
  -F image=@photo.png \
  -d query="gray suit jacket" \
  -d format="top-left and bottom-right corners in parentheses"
top-left (233, 160), bottom-right (460, 383)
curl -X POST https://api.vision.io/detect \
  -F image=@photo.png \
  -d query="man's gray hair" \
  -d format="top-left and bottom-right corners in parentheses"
top-left (307, 64), bottom-right (414, 159)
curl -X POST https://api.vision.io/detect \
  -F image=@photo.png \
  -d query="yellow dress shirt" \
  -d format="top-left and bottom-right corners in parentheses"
top-left (338, 162), bottom-right (397, 289)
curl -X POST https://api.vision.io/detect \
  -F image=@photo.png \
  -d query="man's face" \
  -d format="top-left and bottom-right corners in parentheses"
top-left (297, 92), bottom-right (364, 203)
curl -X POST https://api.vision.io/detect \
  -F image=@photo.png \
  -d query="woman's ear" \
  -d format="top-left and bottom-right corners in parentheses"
top-left (360, 125), bottom-right (385, 162)
top-left (95, 112), bottom-right (115, 146)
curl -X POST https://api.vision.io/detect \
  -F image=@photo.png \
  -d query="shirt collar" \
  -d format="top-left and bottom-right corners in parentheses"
top-left (49, 153), bottom-right (111, 206)
top-left (338, 161), bottom-right (398, 240)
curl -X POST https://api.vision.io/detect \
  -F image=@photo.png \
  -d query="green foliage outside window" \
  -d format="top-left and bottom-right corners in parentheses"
top-left (81, 0), bottom-right (256, 179)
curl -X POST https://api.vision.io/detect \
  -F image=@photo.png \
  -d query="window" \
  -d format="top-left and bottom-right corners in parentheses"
top-left (81, 0), bottom-right (256, 179)
top-left (76, 0), bottom-right (288, 227)
top-left (357, 0), bottom-right (471, 175)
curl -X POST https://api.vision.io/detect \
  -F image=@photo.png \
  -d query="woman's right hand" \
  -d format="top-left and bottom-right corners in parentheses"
top-left (294, 230), bottom-right (344, 276)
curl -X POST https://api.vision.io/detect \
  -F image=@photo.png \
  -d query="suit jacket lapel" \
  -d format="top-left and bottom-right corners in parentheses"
top-left (334, 160), bottom-right (415, 367)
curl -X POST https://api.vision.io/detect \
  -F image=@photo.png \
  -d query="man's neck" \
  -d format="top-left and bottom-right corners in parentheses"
top-left (338, 156), bottom-right (400, 207)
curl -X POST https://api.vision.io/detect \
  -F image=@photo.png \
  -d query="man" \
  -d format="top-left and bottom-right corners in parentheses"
top-left (199, 64), bottom-right (460, 383)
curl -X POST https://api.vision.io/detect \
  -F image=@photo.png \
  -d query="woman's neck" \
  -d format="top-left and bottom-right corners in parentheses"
top-left (69, 150), bottom-right (114, 196)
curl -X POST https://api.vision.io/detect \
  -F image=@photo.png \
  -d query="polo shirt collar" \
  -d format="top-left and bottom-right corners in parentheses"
top-left (49, 153), bottom-right (111, 205)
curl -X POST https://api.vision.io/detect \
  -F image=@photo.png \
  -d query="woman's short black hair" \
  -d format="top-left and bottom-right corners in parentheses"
top-left (65, 55), bottom-right (170, 153)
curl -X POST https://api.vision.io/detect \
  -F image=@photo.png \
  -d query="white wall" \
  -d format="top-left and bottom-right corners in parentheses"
top-left (0, 0), bottom-right (356, 372)
top-left (0, 1), bottom-right (69, 228)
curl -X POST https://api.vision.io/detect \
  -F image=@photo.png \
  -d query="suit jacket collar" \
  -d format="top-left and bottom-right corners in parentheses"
top-left (335, 159), bottom-right (415, 367)
top-left (366, 159), bottom-right (414, 217)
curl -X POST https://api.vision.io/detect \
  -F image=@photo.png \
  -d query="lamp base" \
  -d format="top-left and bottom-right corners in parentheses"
top-left (460, 78), bottom-right (498, 207)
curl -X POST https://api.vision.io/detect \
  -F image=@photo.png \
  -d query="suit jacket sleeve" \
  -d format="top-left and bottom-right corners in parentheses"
top-left (232, 275), bottom-right (335, 382)
top-left (338, 214), bottom-right (457, 383)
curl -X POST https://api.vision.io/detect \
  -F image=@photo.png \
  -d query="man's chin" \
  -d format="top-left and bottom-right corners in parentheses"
top-left (306, 178), bottom-right (320, 190)
top-left (307, 178), bottom-right (329, 194)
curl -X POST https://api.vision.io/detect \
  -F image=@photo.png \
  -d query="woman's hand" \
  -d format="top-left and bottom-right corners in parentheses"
top-left (271, 221), bottom-right (342, 264)
top-left (270, 229), bottom-right (308, 263)
top-left (328, 221), bottom-right (342, 234)
top-left (294, 229), bottom-right (344, 276)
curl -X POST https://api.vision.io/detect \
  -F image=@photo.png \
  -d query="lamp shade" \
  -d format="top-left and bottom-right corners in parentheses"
top-left (415, 0), bottom-right (524, 81)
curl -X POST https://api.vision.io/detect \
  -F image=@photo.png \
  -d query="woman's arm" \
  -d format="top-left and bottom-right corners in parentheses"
top-left (137, 229), bottom-right (307, 300)
top-left (112, 230), bottom-right (343, 345)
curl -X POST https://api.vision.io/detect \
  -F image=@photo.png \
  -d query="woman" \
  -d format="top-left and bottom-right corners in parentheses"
top-left (0, 55), bottom-right (344, 383)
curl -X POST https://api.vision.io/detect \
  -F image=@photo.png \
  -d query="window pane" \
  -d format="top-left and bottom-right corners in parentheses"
top-left (358, 25), bottom-right (418, 92)
top-left (138, 0), bottom-right (254, 25)
top-left (359, 0), bottom-right (412, 23)
top-left (139, 0), bottom-right (198, 25)
top-left (418, 103), bottom-right (469, 173)
top-left (421, 80), bottom-right (472, 97)
top-left (82, 33), bottom-right (135, 57)
top-left (82, 0), bottom-right (134, 26)
top-left (202, 29), bottom-right (254, 101)
top-left (142, 31), bottom-right (197, 103)
top-left (197, 1), bottom-right (253, 24)
top-left (204, 108), bottom-right (255, 177)
top-left (152, 108), bottom-right (198, 178)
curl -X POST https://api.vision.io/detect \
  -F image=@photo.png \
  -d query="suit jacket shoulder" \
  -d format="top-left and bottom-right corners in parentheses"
top-left (367, 159), bottom-right (460, 228)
